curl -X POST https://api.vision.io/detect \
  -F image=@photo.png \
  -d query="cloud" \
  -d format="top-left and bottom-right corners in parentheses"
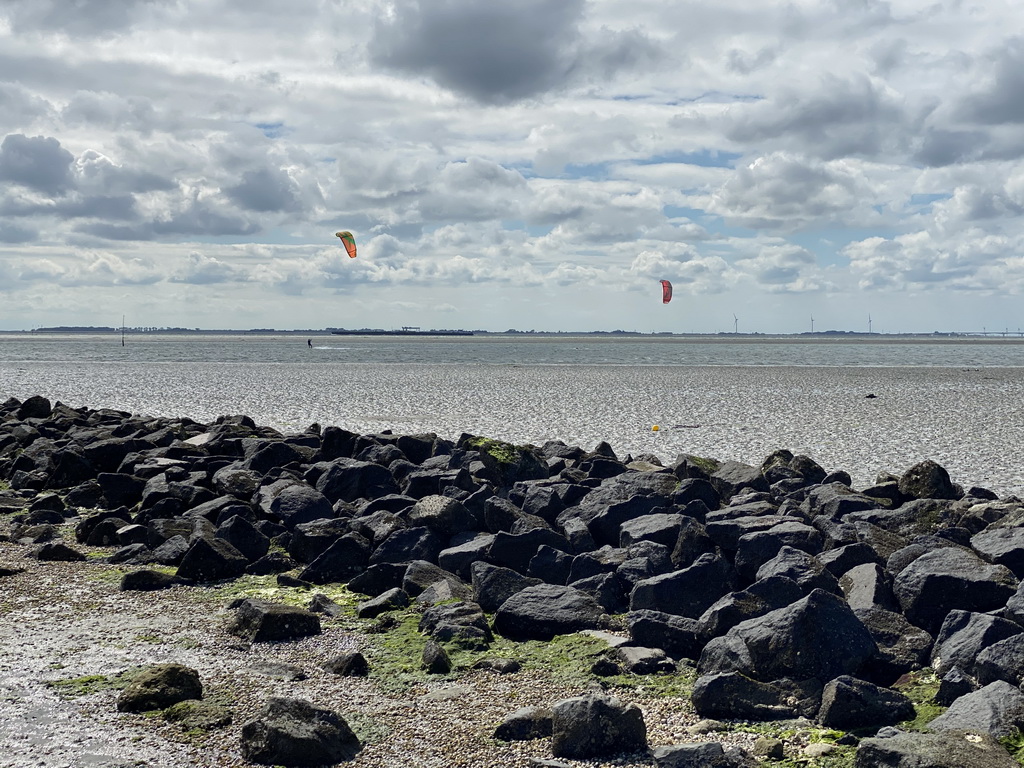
top-left (958, 37), bottom-right (1024, 125)
top-left (370, 0), bottom-right (658, 103)
top-left (372, 0), bottom-right (585, 102)
top-left (0, 134), bottom-right (74, 196)
top-left (224, 167), bottom-right (302, 213)
top-left (725, 75), bottom-right (908, 160)
top-left (1, 0), bottom-right (165, 37)
top-left (705, 152), bottom-right (881, 232)
top-left (170, 251), bottom-right (240, 284)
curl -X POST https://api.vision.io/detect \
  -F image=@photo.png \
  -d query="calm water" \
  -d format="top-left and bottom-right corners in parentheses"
top-left (1, 333), bottom-right (1023, 367)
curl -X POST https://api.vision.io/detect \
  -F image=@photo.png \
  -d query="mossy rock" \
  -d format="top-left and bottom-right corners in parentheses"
top-left (461, 436), bottom-right (547, 485)
top-left (162, 699), bottom-right (232, 730)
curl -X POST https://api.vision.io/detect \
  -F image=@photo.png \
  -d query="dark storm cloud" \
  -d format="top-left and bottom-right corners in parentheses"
top-left (224, 167), bottom-right (302, 213)
top-left (0, 134), bottom-right (74, 196)
top-left (959, 38), bottom-right (1024, 125)
top-left (1, 0), bottom-right (164, 37)
top-left (371, 0), bottom-right (586, 103)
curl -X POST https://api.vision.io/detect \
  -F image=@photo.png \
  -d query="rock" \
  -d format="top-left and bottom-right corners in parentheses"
top-left (892, 547), bottom-right (1017, 634)
top-left (816, 675), bottom-right (916, 729)
top-left (323, 651), bottom-right (369, 677)
top-left (307, 592), bottom-right (346, 617)
top-left (975, 633), bottom-right (1024, 686)
top-left (494, 706), bottom-right (553, 741)
top-left (855, 729), bottom-right (1018, 767)
top-left (240, 696), bottom-right (361, 765)
top-left (226, 599), bottom-right (321, 642)
top-left (928, 680), bottom-right (1024, 738)
top-left (629, 552), bottom-right (735, 618)
top-left (28, 541), bottom-right (86, 561)
top-left (930, 610), bottom-right (1021, 677)
top-left (493, 584), bottom-right (606, 640)
top-left (117, 663), bottom-right (202, 713)
top-left (550, 693), bottom-right (647, 759)
top-left (407, 494), bottom-right (474, 536)
top-left (971, 526), bottom-right (1024, 578)
top-left (698, 589), bottom-right (877, 682)
top-left (257, 480), bottom-right (335, 528)
top-left (898, 459), bottom-right (959, 501)
top-left (356, 587), bottom-right (410, 618)
top-left (627, 610), bottom-right (704, 659)
top-left (176, 536), bottom-right (248, 582)
top-left (471, 562), bottom-right (543, 613)
top-left (368, 526), bottom-right (444, 566)
top-left (697, 575), bottom-right (804, 641)
top-left (935, 666), bottom-right (979, 706)
top-left (651, 742), bottom-right (737, 768)
top-left (120, 569), bottom-right (184, 591)
top-left (162, 699), bottom-right (232, 730)
top-left (421, 639), bottom-right (452, 674)
top-left (691, 672), bottom-right (821, 720)
top-left (419, 600), bottom-right (492, 649)
top-left (614, 645), bottom-right (676, 674)
top-left (297, 533), bottom-right (370, 584)
top-left (215, 515), bottom-right (270, 563)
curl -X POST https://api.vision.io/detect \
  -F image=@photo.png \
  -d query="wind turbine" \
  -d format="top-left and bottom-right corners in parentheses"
top-left (733, 314), bottom-right (738, 334)
top-left (868, 314), bottom-right (872, 334)
top-left (810, 315), bottom-right (815, 333)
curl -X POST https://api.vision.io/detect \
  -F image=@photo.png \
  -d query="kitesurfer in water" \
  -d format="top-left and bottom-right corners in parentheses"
top-left (307, 339), bottom-right (312, 348)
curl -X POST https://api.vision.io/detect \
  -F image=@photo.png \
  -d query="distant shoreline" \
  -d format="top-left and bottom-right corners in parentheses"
top-left (5, 326), bottom-right (1024, 341)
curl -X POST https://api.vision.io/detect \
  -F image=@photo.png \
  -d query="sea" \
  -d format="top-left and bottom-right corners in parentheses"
top-left (2, 332), bottom-right (1023, 497)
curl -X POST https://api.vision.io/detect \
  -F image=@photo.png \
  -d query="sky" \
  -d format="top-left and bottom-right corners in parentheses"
top-left (2, 0), bottom-right (1024, 334)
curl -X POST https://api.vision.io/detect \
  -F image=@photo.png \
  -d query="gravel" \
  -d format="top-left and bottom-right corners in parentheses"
top-left (0, 549), bottom-right (766, 768)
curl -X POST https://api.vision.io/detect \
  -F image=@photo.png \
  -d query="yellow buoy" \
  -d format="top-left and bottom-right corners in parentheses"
top-left (652, 425), bottom-right (660, 432)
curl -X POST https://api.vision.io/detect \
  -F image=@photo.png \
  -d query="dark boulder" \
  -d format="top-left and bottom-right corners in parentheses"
top-left (927, 680), bottom-right (1024, 738)
top-left (120, 569), bottom-right (186, 591)
top-left (315, 458), bottom-right (399, 504)
top-left (176, 537), bottom-right (248, 582)
top-left (471, 561), bottom-right (542, 613)
top-left (697, 575), bottom-right (804, 641)
top-left (256, 480), bottom-right (335, 528)
top-left (368, 526), bottom-right (443, 566)
top-left (493, 706), bottom-right (552, 741)
top-left (816, 675), bottom-right (915, 729)
top-left (628, 610), bottom-right (705, 659)
top-left (930, 610), bottom-right (1022, 677)
top-left (892, 547), bottom-right (1017, 634)
top-left (493, 584), bottom-right (605, 640)
top-left (550, 693), bottom-right (647, 760)
top-left (215, 515), bottom-right (270, 563)
top-left (698, 589), bottom-right (877, 683)
top-left (240, 697), bottom-right (361, 766)
top-left (226, 599), bottom-right (321, 643)
top-left (691, 672), bottom-right (821, 720)
top-left (117, 663), bottom-right (202, 713)
top-left (855, 730), bottom-right (1019, 768)
top-left (629, 552), bottom-right (735, 618)
top-left (298, 533), bottom-right (371, 584)
top-left (323, 651), bottom-right (369, 677)
top-left (898, 459), bottom-right (960, 501)
top-left (975, 633), bottom-right (1024, 686)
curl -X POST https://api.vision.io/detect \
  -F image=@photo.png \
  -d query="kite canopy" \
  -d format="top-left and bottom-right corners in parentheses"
top-left (335, 231), bottom-right (357, 258)
top-left (660, 279), bottom-right (673, 304)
